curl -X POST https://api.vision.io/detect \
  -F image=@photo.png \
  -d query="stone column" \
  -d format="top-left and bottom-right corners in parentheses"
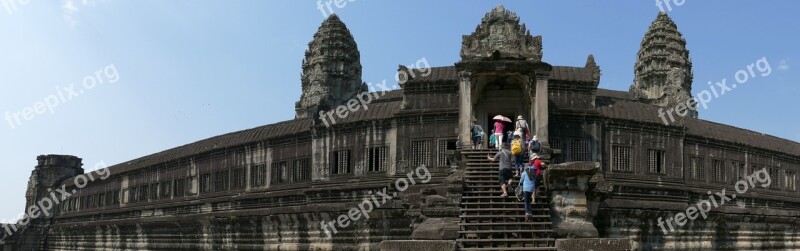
top-left (458, 71), bottom-right (473, 148)
top-left (533, 72), bottom-right (549, 146)
top-left (546, 162), bottom-right (630, 250)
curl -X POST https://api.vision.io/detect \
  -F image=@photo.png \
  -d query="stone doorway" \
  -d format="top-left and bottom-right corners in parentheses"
top-left (471, 75), bottom-right (533, 148)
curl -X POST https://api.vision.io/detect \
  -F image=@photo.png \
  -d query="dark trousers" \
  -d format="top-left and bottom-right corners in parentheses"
top-left (514, 154), bottom-right (524, 171)
top-left (523, 191), bottom-right (533, 215)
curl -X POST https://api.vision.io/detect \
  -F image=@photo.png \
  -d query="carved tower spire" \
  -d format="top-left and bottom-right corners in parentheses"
top-left (630, 12), bottom-right (697, 118)
top-left (296, 14), bottom-right (366, 119)
top-left (460, 5), bottom-right (543, 61)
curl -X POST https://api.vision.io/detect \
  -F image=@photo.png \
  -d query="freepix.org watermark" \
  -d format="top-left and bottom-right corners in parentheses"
top-left (316, 0), bottom-right (357, 18)
top-left (320, 164), bottom-right (432, 238)
top-left (4, 64), bottom-right (120, 129)
top-left (1, 161), bottom-right (111, 236)
top-left (318, 57), bottom-right (431, 128)
top-left (655, 0), bottom-right (685, 13)
top-left (657, 167), bottom-right (771, 235)
top-left (658, 57), bottom-right (772, 126)
top-left (2, 0), bottom-right (30, 15)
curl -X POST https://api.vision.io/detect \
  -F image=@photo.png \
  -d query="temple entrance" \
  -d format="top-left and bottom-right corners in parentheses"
top-left (471, 75), bottom-right (533, 148)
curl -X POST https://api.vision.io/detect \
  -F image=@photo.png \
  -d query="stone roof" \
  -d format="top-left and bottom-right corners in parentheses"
top-left (407, 66), bottom-right (596, 83)
top-left (596, 89), bottom-right (800, 157)
top-left (71, 84), bottom-right (798, 184)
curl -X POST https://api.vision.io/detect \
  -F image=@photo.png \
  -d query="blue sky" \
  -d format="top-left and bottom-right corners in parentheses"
top-left (0, 1), bottom-right (797, 221)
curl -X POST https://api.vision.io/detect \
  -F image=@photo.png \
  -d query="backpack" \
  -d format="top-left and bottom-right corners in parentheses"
top-left (530, 140), bottom-right (542, 154)
top-left (516, 120), bottom-right (528, 131)
top-left (511, 139), bottom-right (522, 155)
top-left (527, 168), bottom-right (541, 181)
top-left (471, 125), bottom-right (483, 138)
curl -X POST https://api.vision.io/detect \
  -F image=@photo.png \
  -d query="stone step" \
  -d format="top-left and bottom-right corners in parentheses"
top-left (461, 208), bottom-right (548, 212)
top-left (459, 229), bottom-right (554, 235)
top-left (458, 247), bottom-right (556, 251)
top-left (459, 222), bottom-right (552, 227)
top-left (458, 155), bottom-right (556, 250)
top-left (459, 214), bottom-right (549, 219)
top-left (461, 201), bottom-right (548, 207)
top-left (458, 238), bottom-right (556, 245)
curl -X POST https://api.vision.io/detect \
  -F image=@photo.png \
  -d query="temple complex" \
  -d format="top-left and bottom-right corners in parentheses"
top-left (2, 5), bottom-right (799, 251)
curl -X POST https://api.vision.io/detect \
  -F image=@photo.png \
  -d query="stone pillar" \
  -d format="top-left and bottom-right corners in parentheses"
top-left (458, 71), bottom-right (473, 147)
top-left (546, 161), bottom-right (630, 251)
top-left (546, 162), bottom-right (600, 238)
top-left (533, 72), bottom-right (549, 146)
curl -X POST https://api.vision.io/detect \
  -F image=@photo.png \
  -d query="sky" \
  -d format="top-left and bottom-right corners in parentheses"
top-left (0, 0), bottom-right (797, 222)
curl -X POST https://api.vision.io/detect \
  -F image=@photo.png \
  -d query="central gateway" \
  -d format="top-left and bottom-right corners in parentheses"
top-left (455, 6), bottom-right (552, 148)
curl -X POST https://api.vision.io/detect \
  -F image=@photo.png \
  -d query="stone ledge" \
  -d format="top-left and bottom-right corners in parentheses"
top-left (555, 238), bottom-right (633, 251)
top-left (379, 240), bottom-right (456, 251)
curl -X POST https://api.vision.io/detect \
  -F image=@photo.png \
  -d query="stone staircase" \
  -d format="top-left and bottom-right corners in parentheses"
top-left (457, 149), bottom-right (556, 251)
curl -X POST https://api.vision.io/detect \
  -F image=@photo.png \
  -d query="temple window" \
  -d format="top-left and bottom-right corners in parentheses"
top-left (711, 159), bottom-right (726, 183)
top-left (173, 178), bottom-right (187, 198)
top-left (149, 183), bottom-right (159, 200)
top-left (611, 145), bottom-right (632, 172)
top-left (648, 149), bottom-right (666, 174)
top-left (689, 156), bottom-right (705, 181)
top-left (293, 158), bottom-right (311, 182)
top-left (199, 173), bottom-right (212, 193)
top-left (271, 161), bottom-right (288, 184)
top-left (367, 146), bottom-right (388, 172)
top-left (214, 169), bottom-right (230, 192)
top-left (250, 164), bottom-right (267, 188)
top-left (438, 139), bottom-right (458, 167)
top-left (732, 162), bottom-right (747, 184)
top-left (332, 150), bottom-right (352, 175)
top-left (785, 170), bottom-right (796, 191)
top-left (410, 140), bottom-right (431, 168)
top-left (230, 167), bottom-right (246, 190)
top-left (160, 181), bottom-right (171, 199)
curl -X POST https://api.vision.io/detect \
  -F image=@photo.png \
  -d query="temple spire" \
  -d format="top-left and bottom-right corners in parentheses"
top-left (629, 12), bottom-right (696, 118)
top-left (295, 14), bottom-right (366, 119)
top-left (460, 5), bottom-right (543, 61)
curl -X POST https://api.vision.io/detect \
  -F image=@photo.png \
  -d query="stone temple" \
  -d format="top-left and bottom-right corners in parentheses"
top-left (3, 6), bottom-right (800, 251)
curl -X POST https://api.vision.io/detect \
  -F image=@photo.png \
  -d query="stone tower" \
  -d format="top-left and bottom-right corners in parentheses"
top-left (24, 155), bottom-right (84, 221)
top-left (460, 5), bottom-right (543, 61)
top-left (295, 14), bottom-right (367, 119)
top-left (630, 12), bottom-right (697, 118)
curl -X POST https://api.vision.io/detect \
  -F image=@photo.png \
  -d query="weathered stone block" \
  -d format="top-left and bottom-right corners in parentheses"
top-left (379, 240), bottom-right (456, 251)
top-left (555, 238), bottom-right (632, 251)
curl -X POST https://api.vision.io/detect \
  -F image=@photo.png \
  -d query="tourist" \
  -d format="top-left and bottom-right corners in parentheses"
top-left (519, 163), bottom-right (537, 221)
top-left (493, 118), bottom-right (504, 150)
top-left (529, 135), bottom-right (542, 156)
top-left (530, 153), bottom-right (544, 190)
top-left (488, 130), bottom-right (496, 149)
top-left (515, 115), bottom-right (530, 140)
top-left (511, 131), bottom-right (524, 177)
top-left (470, 119), bottom-right (484, 149)
top-left (487, 143), bottom-right (513, 197)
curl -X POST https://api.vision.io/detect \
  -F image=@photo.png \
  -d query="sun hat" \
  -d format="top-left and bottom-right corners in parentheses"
top-left (517, 115), bottom-right (524, 120)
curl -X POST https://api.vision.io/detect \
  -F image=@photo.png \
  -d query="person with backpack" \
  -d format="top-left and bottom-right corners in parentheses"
top-left (516, 115), bottom-right (530, 141)
top-left (487, 143), bottom-right (513, 197)
top-left (528, 135), bottom-right (542, 156)
top-left (470, 119), bottom-right (484, 149)
top-left (519, 162), bottom-right (537, 221)
top-left (529, 153), bottom-right (545, 190)
top-left (511, 132), bottom-right (524, 177)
